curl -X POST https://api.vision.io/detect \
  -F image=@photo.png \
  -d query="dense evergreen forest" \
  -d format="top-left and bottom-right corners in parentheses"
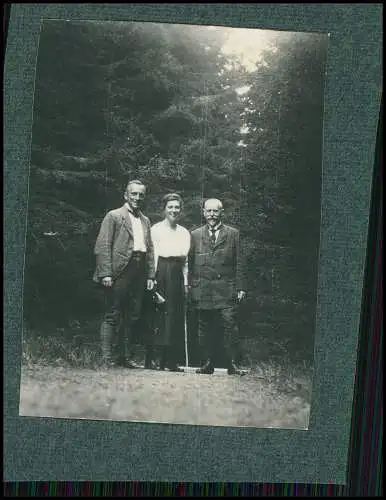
top-left (23, 21), bottom-right (328, 363)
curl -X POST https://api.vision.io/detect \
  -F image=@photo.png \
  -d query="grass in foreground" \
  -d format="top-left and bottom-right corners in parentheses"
top-left (20, 335), bottom-right (312, 429)
top-left (20, 363), bottom-right (311, 429)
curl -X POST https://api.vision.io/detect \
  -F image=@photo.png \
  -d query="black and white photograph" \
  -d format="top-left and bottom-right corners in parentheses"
top-left (19, 20), bottom-right (329, 429)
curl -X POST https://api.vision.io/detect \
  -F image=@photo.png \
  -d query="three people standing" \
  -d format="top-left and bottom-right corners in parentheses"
top-left (93, 182), bottom-right (246, 375)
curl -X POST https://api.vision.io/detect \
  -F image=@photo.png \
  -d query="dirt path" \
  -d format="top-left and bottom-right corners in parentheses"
top-left (19, 365), bottom-right (310, 429)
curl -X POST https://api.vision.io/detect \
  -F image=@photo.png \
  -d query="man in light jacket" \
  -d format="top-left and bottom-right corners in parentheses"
top-left (93, 180), bottom-right (155, 368)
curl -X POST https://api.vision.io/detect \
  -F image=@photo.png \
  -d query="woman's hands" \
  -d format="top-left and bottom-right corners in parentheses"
top-left (147, 279), bottom-right (156, 291)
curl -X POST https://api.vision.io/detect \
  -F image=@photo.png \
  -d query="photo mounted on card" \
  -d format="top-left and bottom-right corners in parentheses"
top-left (20, 19), bottom-right (329, 430)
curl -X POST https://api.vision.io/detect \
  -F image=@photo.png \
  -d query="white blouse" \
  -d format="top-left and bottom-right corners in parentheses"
top-left (151, 221), bottom-right (191, 285)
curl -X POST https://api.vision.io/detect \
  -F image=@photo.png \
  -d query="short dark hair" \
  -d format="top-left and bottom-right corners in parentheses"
top-left (162, 192), bottom-right (183, 210)
top-left (125, 180), bottom-right (146, 192)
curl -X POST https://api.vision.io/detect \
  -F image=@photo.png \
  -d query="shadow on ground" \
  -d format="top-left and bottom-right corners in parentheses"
top-left (19, 364), bottom-right (311, 429)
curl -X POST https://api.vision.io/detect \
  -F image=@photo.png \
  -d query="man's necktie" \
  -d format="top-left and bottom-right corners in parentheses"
top-left (209, 229), bottom-right (216, 245)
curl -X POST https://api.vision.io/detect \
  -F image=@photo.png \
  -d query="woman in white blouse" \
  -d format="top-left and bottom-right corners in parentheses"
top-left (149, 193), bottom-right (191, 372)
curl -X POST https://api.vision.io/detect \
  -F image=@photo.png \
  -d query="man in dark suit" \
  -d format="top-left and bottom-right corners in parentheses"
top-left (93, 180), bottom-right (155, 368)
top-left (188, 198), bottom-right (246, 376)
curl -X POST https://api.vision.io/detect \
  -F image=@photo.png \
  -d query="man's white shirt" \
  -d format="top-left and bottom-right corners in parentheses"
top-left (208, 223), bottom-right (222, 243)
top-left (125, 203), bottom-right (147, 252)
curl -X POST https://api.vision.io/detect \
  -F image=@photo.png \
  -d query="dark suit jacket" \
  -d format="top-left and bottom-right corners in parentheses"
top-left (92, 205), bottom-right (155, 283)
top-left (188, 224), bottom-right (245, 310)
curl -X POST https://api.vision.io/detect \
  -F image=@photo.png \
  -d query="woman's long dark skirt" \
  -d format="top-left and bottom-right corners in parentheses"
top-left (153, 256), bottom-right (186, 367)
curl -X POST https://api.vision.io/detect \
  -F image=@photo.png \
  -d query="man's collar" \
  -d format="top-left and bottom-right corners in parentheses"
top-left (207, 222), bottom-right (222, 232)
top-left (125, 202), bottom-right (140, 217)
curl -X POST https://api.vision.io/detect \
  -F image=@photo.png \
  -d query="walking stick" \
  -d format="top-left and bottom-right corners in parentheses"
top-left (184, 303), bottom-right (189, 369)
